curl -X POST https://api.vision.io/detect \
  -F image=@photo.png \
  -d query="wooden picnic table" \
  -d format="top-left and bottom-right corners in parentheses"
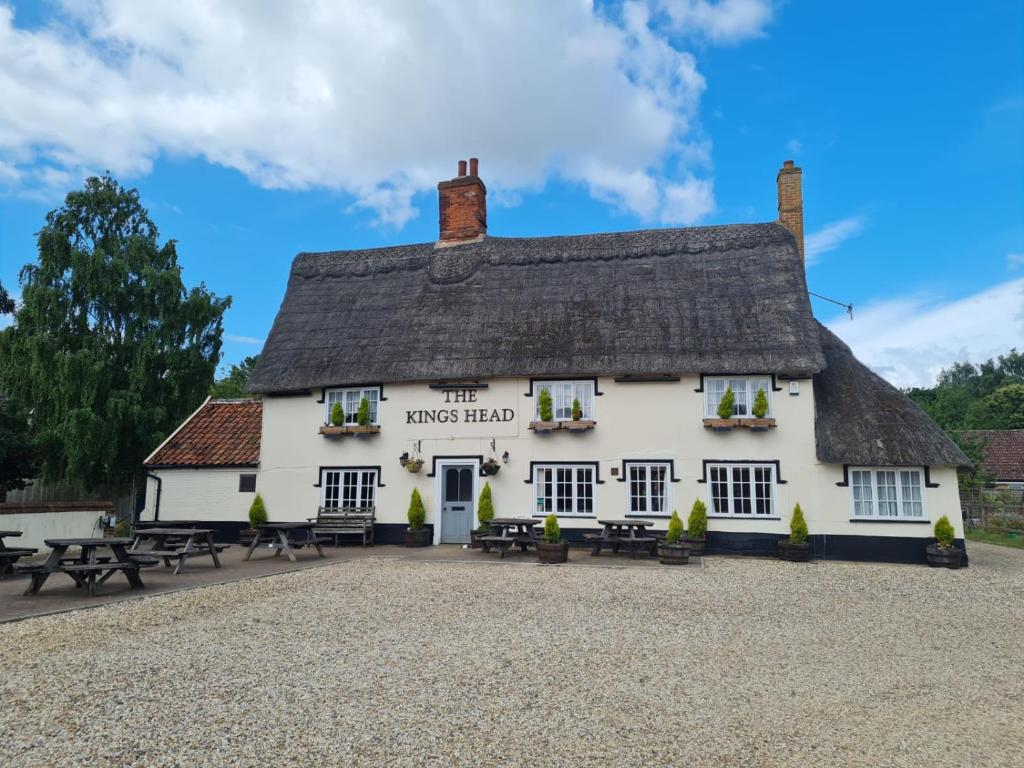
top-left (244, 522), bottom-right (327, 563)
top-left (480, 518), bottom-right (541, 558)
top-left (586, 519), bottom-right (658, 558)
top-left (130, 527), bottom-right (227, 575)
top-left (17, 538), bottom-right (155, 597)
top-left (0, 530), bottom-right (38, 580)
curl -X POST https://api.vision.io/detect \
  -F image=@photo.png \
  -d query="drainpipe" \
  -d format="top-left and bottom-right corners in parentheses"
top-left (145, 472), bottom-right (162, 523)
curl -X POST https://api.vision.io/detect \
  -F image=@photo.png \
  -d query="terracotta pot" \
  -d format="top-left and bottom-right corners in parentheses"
top-left (404, 528), bottom-right (431, 547)
top-left (778, 539), bottom-right (811, 562)
top-left (658, 541), bottom-right (690, 565)
top-left (684, 536), bottom-right (705, 556)
top-left (536, 541), bottom-right (569, 564)
top-left (925, 543), bottom-right (962, 569)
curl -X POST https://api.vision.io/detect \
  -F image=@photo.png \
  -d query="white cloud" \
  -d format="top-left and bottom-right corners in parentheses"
top-left (804, 216), bottom-right (864, 265)
top-left (0, 0), bottom-right (771, 228)
top-left (827, 278), bottom-right (1024, 389)
top-left (786, 138), bottom-right (802, 155)
top-left (1008, 253), bottom-right (1024, 270)
top-left (224, 334), bottom-right (263, 346)
top-left (658, 0), bottom-right (773, 44)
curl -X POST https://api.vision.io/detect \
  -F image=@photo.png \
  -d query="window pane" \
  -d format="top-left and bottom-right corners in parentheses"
top-left (323, 470), bottom-right (341, 508)
top-left (754, 466), bottom-right (772, 515)
top-left (851, 470), bottom-right (873, 516)
top-left (577, 468), bottom-right (594, 514)
top-left (458, 468), bottom-right (473, 502)
top-left (554, 383), bottom-right (573, 420)
top-left (706, 379), bottom-right (725, 417)
top-left (556, 467), bottom-right (573, 513)
top-left (876, 471), bottom-right (898, 516)
top-left (536, 384), bottom-right (552, 420)
top-left (536, 468), bottom-right (552, 513)
top-left (729, 379), bottom-right (748, 416)
top-left (629, 465), bottom-right (646, 513)
top-left (363, 389), bottom-right (379, 423)
top-left (900, 471), bottom-right (923, 517)
top-left (651, 466), bottom-right (666, 513)
top-left (710, 466), bottom-right (729, 514)
top-left (360, 471), bottom-right (376, 507)
top-left (344, 391), bottom-right (360, 424)
top-left (732, 467), bottom-right (752, 514)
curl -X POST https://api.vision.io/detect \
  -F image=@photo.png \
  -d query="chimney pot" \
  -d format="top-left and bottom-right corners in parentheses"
top-left (776, 160), bottom-right (804, 260)
top-left (458, 160), bottom-right (467, 176)
top-left (437, 158), bottom-right (487, 244)
top-left (469, 157), bottom-right (479, 177)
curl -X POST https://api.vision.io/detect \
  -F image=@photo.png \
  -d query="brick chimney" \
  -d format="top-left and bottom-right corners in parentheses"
top-left (437, 158), bottom-right (486, 245)
top-left (776, 159), bottom-right (803, 260)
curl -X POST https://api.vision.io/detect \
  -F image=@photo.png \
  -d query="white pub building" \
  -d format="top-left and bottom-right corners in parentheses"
top-left (143, 159), bottom-right (969, 563)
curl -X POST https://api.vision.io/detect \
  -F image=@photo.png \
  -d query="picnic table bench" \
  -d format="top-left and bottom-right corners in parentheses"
top-left (0, 530), bottom-right (38, 580)
top-left (585, 519), bottom-right (658, 558)
top-left (308, 506), bottom-right (375, 546)
top-left (244, 522), bottom-right (329, 562)
top-left (16, 538), bottom-right (155, 597)
top-left (130, 528), bottom-right (228, 575)
top-left (480, 518), bottom-right (541, 558)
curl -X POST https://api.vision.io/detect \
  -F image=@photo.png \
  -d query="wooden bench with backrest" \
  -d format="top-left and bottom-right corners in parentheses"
top-left (309, 507), bottom-right (376, 546)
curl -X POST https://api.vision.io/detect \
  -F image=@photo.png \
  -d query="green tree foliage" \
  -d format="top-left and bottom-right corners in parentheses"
top-left (572, 397), bottom-right (582, 421)
top-left (209, 355), bottom-right (261, 399)
top-left (933, 515), bottom-right (955, 549)
top-left (0, 397), bottom-right (38, 500)
top-left (408, 488), bottom-right (426, 530)
top-left (0, 279), bottom-right (14, 315)
top-left (666, 510), bottom-right (683, 544)
top-left (752, 387), bottom-right (769, 419)
top-left (248, 493), bottom-right (268, 527)
top-left (538, 387), bottom-right (553, 421)
top-left (357, 396), bottom-right (372, 427)
top-left (542, 513), bottom-right (561, 543)
top-left (716, 387), bottom-right (735, 419)
top-left (0, 175), bottom-right (230, 490)
top-left (789, 503), bottom-right (808, 545)
top-left (477, 481), bottom-right (494, 532)
top-left (687, 498), bottom-right (707, 540)
top-left (907, 349), bottom-right (1024, 432)
top-left (330, 401), bottom-right (345, 426)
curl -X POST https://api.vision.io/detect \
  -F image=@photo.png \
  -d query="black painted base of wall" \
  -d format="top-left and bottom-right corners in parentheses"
top-left (145, 519), bottom-right (967, 566)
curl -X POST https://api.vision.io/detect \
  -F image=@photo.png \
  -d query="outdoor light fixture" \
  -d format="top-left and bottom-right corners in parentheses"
top-left (399, 452), bottom-right (409, 467)
top-left (502, 451), bottom-right (510, 464)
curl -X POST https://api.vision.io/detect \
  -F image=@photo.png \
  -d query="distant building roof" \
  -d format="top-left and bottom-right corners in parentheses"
top-left (145, 398), bottom-right (262, 468)
top-left (961, 430), bottom-right (1024, 481)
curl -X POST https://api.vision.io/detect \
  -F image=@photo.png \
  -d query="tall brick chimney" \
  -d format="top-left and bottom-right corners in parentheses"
top-left (437, 158), bottom-right (486, 245)
top-left (776, 159), bottom-right (803, 260)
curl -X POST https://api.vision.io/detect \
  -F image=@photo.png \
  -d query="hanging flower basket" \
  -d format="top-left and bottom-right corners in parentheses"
top-left (405, 459), bottom-right (424, 474)
top-left (481, 459), bottom-right (501, 476)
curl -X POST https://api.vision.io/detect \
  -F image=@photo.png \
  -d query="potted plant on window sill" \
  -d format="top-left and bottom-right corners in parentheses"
top-left (925, 515), bottom-right (962, 569)
top-left (747, 387), bottom-right (773, 431)
top-left (529, 387), bottom-right (559, 433)
top-left (536, 514), bottom-right (569, 564)
top-left (684, 499), bottom-right (707, 556)
top-left (563, 398), bottom-right (596, 431)
top-left (481, 458), bottom-right (501, 476)
top-left (404, 488), bottom-right (431, 547)
top-left (778, 504), bottom-right (811, 562)
top-left (658, 510), bottom-right (690, 565)
top-left (705, 386), bottom-right (736, 432)
top-left (470, 482), bottom-right (495, 549)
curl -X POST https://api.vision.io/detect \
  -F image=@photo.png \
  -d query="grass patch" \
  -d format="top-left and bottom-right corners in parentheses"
top-left (966, 529), bottom-right (1024, 549)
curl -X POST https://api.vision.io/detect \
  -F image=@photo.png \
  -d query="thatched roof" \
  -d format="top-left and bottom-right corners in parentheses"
top-left (813, 324), bottom-right (970, 467)
top-left (248, 223), bottom-right (826, 393)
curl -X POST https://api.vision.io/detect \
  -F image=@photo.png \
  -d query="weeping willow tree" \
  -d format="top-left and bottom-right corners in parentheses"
top-left (0, 175), bottom-right (230, 490)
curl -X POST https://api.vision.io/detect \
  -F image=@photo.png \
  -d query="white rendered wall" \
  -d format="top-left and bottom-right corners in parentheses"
top-left (142, 469), bottom-right (257, 522)
top-left (0, 509), bottom-right (105, 550)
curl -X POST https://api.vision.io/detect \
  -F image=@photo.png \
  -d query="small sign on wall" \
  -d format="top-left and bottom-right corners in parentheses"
top-left (789, 381), bottom-right (799, 396)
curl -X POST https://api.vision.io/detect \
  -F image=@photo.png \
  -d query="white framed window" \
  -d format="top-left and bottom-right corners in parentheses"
top-left (704, 376), bottom-right (772, 418)
top-left (707, 463), bottom-right (776, 517)
top-left (321, 468), bottom-right (377, 509)
top-left (534, 465), bottom-right (595, 516)
top-left (535, 380), bottom-right (595, 421)
top-left (625, 462), bottom-right (670, 516)
top-left (849, 468), bottom-right (925, 520)
top-left (325, 386), bottom-right (380, 425)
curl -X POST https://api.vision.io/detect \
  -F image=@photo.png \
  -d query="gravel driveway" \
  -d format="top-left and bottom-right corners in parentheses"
top-left (1, 544), bottom-right (1021, 767)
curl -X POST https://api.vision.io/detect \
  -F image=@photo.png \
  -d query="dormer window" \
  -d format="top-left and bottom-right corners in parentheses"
top-left (704, 377), bottom-right (772, 418)
top-left (535, 380), bottom-right (595, 421)
top-left (324, 386), bottom-right (380, 426)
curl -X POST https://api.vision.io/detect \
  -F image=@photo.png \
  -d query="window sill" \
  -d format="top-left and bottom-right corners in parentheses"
top-left (702, 418), bottom-right (776, 432)
top-left (531, 514), bottom-right (597, 519)
top-left (319, 425), bottom-right (381, 437)
top-left (707, 515), bottom-right (782, 520)
top-left (625, 514), bottom-right (673, 519)
top-left (848, 518), bottom-right (930, 524)
top-left (528, 420), bottom-right (596, 433)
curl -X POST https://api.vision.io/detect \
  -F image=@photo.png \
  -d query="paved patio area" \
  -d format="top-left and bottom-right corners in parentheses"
top-left (0, 542), bottom-right (689, 623)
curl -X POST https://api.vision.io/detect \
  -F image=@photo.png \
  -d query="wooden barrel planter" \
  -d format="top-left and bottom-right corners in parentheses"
top-left (778, 540), bottom-right (811, 562)
top-left (536, 541), bottom-right (569, 564)
top-left (657, 541), bottom-right (690, 565)
top-left (684, 536), bottom-right (705, 556)
top-left (925, 544), bottom-right (962, 569)
top-left (404, 528), bottom-right (431, 547)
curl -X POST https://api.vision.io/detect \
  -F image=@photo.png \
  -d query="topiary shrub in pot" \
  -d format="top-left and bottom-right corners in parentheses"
top-left (716, 387), bottom-right (736, 420)
top-left (658, 510), bottom-right (690, 565)
top-left (471, 481), bottom-right (495, 549)
top-left (778, 503), bottom-right (811, 562)
top-left (572, 397), bottom-right (583, 421)
top-left (243, 492), bottom-right (268, 545)
top-left (536, 513), bottom-right (569, 564)
top-left (685, 499), bottom-right (707, 556)
top-left (404, 488), bottom-right (431, 547)
top-left (330, 401), bottom-right (345, 427)
top-left (357, 397), bottom-right (372, 428)
top-left (926, 515), bottom-right (963, 569)
top-left (752, 387), bottom-right (769, 419)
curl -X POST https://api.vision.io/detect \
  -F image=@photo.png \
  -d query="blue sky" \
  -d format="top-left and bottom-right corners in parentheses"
top-left (1, 1), bottom-right (1022, 387)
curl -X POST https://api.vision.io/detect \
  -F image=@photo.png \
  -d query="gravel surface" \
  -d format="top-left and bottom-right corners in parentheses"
top-left (1, 543), bottom-right (1021, 767)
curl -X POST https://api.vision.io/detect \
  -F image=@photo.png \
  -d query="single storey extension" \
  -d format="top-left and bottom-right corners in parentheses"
top-left (142, 159), bottom-right (969, 563)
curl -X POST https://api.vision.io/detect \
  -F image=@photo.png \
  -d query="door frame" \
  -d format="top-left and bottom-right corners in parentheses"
top-left (433, 457), bottom-right (480, 545)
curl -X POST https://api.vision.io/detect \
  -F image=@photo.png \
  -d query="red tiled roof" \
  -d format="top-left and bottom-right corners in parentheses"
top-left (146, 399), bottom-right (262, 467)
top-left (962, 430), bottom-right (1024, 481)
